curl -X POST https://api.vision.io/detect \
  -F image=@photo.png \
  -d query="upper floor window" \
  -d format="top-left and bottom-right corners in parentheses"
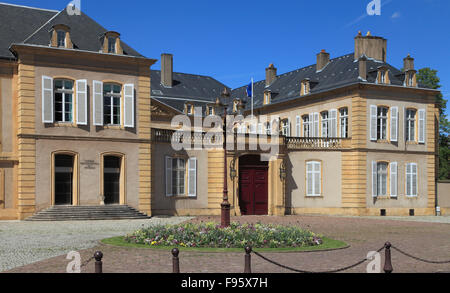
top-left (303, 115), bottom-right (310, 137)
top-left (266, 122), bottom-right (272, 135)
top-left (377, 107), bottom-right (388, 140)
top-left (321, 111), bottom-right (329, 138)
top-left (340, 108), bottom-right (348, 138)
top-left (57, 30), bottom-right (66, 47)
top-left (376, 67), bottom-right (390, 85)
top-left (54, 79), bottom-right (74, 123)
top-left (306, 161), bottom-right (321, 197)
top-left (103, 83), bottom-right (122, 125)
top-left (281, 119), bottom-right (290, 136)
top-left (108, 37), bottom-right (116, 53)
top-left (406, 109), bottom-right (417, 142)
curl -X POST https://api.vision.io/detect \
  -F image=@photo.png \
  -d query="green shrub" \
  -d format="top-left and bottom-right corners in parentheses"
top-left (124, 222), bottom-right (322, 249)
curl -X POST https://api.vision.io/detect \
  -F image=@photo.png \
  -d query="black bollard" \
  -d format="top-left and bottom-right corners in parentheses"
top-left (244, 246), bottom-right (252, 273)
top-left (94, 251), bottom-right (103, 274)
top-left (383, 242), bottom-right (393, 273)
top-left (172, 248), bottom-right (180, 273)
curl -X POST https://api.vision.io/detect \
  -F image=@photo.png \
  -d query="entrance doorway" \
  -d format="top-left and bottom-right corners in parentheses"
top-left (239, 155), bottom-right (268, 215)
top-left (103, 156), bottom-right (121, 205)
top-left (54, 154), bottom-right (74, 205)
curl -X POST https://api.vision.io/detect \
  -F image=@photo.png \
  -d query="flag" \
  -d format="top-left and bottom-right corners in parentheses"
top-left (246, 82), bottom-right (252, 98)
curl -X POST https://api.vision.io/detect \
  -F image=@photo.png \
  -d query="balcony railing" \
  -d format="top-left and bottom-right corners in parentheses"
top-left (285, 137), bottom-right (348, 149)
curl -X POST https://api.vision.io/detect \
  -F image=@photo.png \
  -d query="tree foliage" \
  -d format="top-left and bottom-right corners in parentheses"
top-left (417, 68), bottom-right (449, 180)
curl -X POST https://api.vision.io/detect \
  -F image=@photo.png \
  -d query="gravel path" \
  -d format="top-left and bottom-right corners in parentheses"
top-left (0, 217), bottom-right (191, 272)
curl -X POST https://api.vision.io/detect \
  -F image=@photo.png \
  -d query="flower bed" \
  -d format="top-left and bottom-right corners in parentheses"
top-left (124, 222), bottom-right (323, 249)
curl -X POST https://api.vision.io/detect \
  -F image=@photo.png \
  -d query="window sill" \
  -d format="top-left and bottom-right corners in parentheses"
top-left (103, 125), bottom-right (124, 130)
top-left (305, 195), bottom-right (323, 198)
top-left (53, 122), bottom-right (77, 128)
top-left (375, 140), bottom-right (390, 144)
top-left (166, 195), bottom-right (197, 199)
top-left (406, 141), bottom-right (419, 145)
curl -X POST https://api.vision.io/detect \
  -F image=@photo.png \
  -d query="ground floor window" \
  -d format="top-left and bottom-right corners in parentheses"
top-left (306, 161), bottom-right (321, 196)
top-left (406, 163), bottom-right (418, 197)
top-left (103, 156), bottom-right (121, 204)
top-left (165, 157), bottom-right (197, 197)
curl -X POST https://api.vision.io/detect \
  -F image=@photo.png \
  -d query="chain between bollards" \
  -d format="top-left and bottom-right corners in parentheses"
top-left (172, 248), bottom-right (180, 273)
top-left (244, 246), bottom-right (252, 273)
top-left (383, 242), bottom-right (393, 274)
top-left (94, 251), bottom-right (103, 274)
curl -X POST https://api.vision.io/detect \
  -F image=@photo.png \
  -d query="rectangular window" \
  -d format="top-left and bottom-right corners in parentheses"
top-left (340, 108), bottom-right (348, 138)
top-left (406, 109), bottom-right (417, 142)
top-left (302, 115), bottom-right (310, 137)
top-left (172, 158), bottom-right (186, 196)
top-left (103, 84), bottom-right (122, 125)
top-left (54, 79), bottom-right (74, 123)
top-left (108, 37), bottom-right (116, 53)
top-left (282, 119), bottom-right (290, 136)
top-left (377, 107), bottom-right (388, 140)
top-left (321, 111), bottom-right (329, 138)
top-left (57, 30), bottom-right (66, 47)
top-left (406, 163), bottom-right (418, 197)
top-left (306, 161), bottom-right (321, 196)
top-left (376, 162), bottom-right (388, 196)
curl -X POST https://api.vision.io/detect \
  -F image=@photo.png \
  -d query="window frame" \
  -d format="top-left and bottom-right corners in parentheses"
top-left (103, 83), bottom-right (122, 126)
top-left (405, 108), bottom-right (417, 142)
top-left (376, 161), bottom-right (389, 197)
top-left (56, 30), bottom-right (66, 48)
top-left (306, 160), bottom-right (322, 197)
top-left (321, 111), bottom-right (329, 138)
top-left (302, 115), bottom-right (310, 137)
top-left (54, 79), bottom-right (74, 123)
top-left (165, 156), bottom-right (198, 197)
top-left (339, 107), bottom-right (349, 138)
top-left (377, 106), bottom-right (389, 141)
top-left (406, 162), bottom-right (418, 197)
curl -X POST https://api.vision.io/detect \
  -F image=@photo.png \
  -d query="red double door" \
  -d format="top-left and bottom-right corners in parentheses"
top-left (239, 166), bottom-right (269, 215)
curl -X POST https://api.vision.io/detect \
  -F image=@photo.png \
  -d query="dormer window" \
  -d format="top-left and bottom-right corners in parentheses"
top-left (376, 67), bottom-right (390, 85)
top-left (51, 24), bottom-right (72, 49)
top-left (263, 90), bottom-right (271, 105)
top-left (207, 106), bottom-right (215, 116)
top-left (57, 30), bottom-right (66, 47)
top-left (185, 103), bottom-right (194, 116)
top-left (108, 37), bottom-right (116, 53)
top-left (301, 79), bottom-right (310, 96)
top-left (404, 70), bottom-right (417, 87)
top-left (102, 31), bottom-right (123, 55)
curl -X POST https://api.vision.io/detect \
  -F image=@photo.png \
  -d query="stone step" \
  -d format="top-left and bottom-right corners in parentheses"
top-left (26, 205), bottom-right (150, 221)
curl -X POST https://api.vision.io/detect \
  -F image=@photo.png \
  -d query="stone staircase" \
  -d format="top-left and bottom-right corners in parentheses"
top-left (26, 205), bottom-right (151, 221)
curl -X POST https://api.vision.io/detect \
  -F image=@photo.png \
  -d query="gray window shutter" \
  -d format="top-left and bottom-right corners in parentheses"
top-left (390, 162), bottom-right (398, 197)
top-left (314, 162), bottom-right (321, 195)
top-left (418, 109), bottom-right (426, 143)
top-left (165, 157), bottom-right (173, 197)
top-left (123, 84), bottom-right (135, 128)
top-left (330, 109), bottom-right (338, 138)
top-left (370, 105), bottom-right (377, 141)
top-left (390, 107), bottom-right (398, 142)
top-left (42, 76), bottom-right (54, 123)
top-left (76, 80), bottom-right (88, 125)
top-left (372, 161), bottom-right (378, 197)
top-left (188, 158), bottom-right (197, 197)
top-left (93, 80), bottom-right (103, 126)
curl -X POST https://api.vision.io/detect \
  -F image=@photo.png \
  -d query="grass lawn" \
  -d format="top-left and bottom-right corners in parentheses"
top-left (101, 236), bottom-right (348, 253)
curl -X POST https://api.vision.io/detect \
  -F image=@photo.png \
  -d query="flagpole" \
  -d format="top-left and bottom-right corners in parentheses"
top-left (251, 78), bottom-right (254, 117)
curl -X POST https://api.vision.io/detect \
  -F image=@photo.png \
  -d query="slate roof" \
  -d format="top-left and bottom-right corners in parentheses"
top-left (150, 70), bottom-right (230, 114)
top-left (0, 2), bottom-right (143, 59)
top-left (232, 53), bottom-right (412, 111)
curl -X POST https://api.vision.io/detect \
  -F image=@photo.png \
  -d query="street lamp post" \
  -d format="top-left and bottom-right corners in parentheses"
top-left (217, 88), bottom-right (231, 227)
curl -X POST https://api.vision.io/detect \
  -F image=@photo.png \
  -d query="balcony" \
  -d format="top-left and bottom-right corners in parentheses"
top-left (285, 137), bottom-right (350, 150)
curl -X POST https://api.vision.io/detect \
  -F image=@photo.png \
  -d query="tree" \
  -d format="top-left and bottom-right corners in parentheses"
top-left (416, 68), bottom-right (450, 180)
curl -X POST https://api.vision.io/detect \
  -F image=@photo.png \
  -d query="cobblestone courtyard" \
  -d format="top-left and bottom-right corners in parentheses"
top-left (3, 215), bottom-right (450, 273)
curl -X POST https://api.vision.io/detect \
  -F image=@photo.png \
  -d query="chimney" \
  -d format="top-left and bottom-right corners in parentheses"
top-left (265, 64), bottom-right (277, 87)
top-left (354, 31), bottom-right (387, 62)
top-left (403, 54), bottom-right (415, 72)
top-left (358, 55), bottom-right (368, 81)
top-left (316, 49), bottom-right (330, 72)
top-left (161, 53), bottom-right (173, 87)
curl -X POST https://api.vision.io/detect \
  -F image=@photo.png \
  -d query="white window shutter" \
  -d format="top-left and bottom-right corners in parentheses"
top-left (123, 84), bottom-right (135, 128)
top-left (390, 162), bottom-right (398, 197)
top-left (372, 161), bottom-right (378, 197)
top-left (308, 114), bottom-right (313, 137)
top-left (390, 107), bottom-right (398, 142)
top-left (93, 80), bottom-right (103, 126)
top-left (418, 109), bottom-right (426, 143)
top-left (257, 123), bottom-right (263, 135)
top-left (42, 76), bottom-right (54, 123)
top-left (188, 158), bottom-right (197, 197)
top-left (370, 105), bottom-right (377, 141)
top-left (330, 109), bottom-right (337, 138)
top-left (287, 118), bottom-right (291, 136)
top-left (313, 113), bottom-right (319, 137)
top-left (296, 116), bottom-right (301, 137)
top-left (165, 157), bottom-right (173, 197)
top-left (76, 80), bottom-right (88, 125)
top-left (314, 162), bottom-right (321, 195)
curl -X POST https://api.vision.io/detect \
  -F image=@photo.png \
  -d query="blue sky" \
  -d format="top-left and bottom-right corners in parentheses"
top-left (6, 0), bottom-right (450, 116)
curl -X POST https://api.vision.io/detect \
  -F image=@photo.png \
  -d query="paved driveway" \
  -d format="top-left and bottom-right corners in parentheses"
top-left (5, 215), bottom-right (450, 273)
top-left (0, 217), bottom-right (190, 272)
